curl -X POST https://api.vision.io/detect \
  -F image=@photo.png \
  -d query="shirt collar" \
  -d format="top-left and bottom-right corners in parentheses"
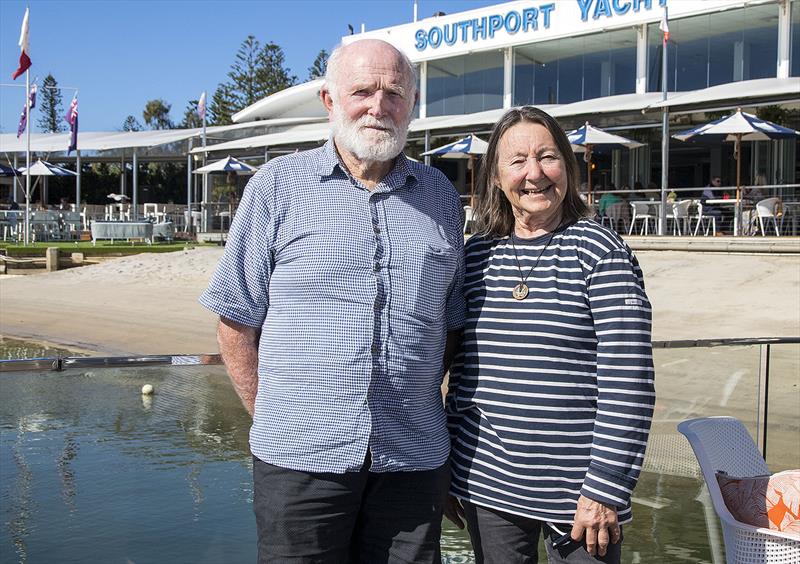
top-left (316, 137), bottom-right (418, 192)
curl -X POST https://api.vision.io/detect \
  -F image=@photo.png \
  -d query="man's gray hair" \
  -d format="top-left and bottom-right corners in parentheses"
top-left (324, 41), bottom-right (417, 102)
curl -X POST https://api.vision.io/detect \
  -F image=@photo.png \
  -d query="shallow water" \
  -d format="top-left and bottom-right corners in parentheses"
top-left (2, 338), bottom-right (796, 563)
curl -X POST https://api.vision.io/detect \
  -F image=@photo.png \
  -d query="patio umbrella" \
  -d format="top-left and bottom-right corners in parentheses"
top-left (18, 159), bottom-right (78, 177)
top-left (673, 108), bottom-right (800, 204)
top-left (193, 155), bottom-right (257, 174)
top-left (567, 122), bottom-right (644, 204)
top-left (0, 163), bottom-right (20, 176)
top-left (422, 134), bottom-right (488, 205)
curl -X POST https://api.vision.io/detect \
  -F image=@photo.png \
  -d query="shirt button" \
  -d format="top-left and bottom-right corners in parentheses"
top-left (371, 344), bottom-right (379, 354)
top-left (373, 263), bottom-right (381, 272)
top-left (373, 226), bottom-right (381, 234)
top-left (373, 301), bottom-right (381, 311)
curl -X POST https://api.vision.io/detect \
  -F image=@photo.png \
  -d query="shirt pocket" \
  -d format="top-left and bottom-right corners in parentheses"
top-left (398, 241), bottom-right (458, 323)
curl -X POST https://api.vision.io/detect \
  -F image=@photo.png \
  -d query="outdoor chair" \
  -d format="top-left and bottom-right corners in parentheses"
top-left (603, 201), bottom-right (629, 234)
top-left (677, 417), bottom-right (800, 563)
top-left (628, 202), bottom-right (656, 235)
top-left (62, 211), bottom-right (82, 239)
top-left (31, 210), bottom-right (61, 242)
top-left (693, 202), bottom-right (717, 236)
top-left (463, 205), bottom-right (474, 234)
top-left (755, 197), bottom-right (783, 237)
top-left (669, 200), bottom-right (693, 236)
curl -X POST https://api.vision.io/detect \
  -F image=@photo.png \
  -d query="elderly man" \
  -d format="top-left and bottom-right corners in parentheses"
top-left (200, 39), bottom-right (465, 563)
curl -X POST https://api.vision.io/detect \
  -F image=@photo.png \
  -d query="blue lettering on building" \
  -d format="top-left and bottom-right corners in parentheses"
top-left (414, 3), bottom-right (554, 51)
top-left (413, 0), bottom-right (665, 51)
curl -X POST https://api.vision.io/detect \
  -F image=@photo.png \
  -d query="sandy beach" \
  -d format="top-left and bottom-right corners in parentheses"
top-left (1, 246), bottom-right (798, 355)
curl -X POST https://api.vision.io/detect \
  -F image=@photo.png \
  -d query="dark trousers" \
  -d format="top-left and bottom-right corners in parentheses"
top-left (253, 454), bottom-right (450, 564)
top-left (462, 500), bottom-right (622, 564)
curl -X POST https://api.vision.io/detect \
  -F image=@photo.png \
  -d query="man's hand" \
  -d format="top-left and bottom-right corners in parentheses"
top-left (443, 495), bottom-right (466, 529)
top-left (570, 495), bottom-right (620, 557)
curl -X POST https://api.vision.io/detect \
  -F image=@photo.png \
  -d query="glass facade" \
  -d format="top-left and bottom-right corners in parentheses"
top-left (426, 50), bottom-right (503, 117)
top-left (513, 29), bottom-right (636, 106)
top-left (647, 4), bottom-right (779, 92)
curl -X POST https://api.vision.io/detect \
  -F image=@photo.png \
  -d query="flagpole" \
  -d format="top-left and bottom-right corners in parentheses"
top-left (24, 69), bottom-right (31, 245)
top-left (201, 100), bottom-right (207, 235)
top-left (659, 7), bottom-right (669, 237)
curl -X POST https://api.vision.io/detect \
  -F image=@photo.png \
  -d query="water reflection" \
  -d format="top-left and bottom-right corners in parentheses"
top-left (1, 338), bottom-right (797, 563)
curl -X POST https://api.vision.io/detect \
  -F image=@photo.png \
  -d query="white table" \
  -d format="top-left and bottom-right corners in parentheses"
top-left (706, 199), bottom-right (744, 236)
top-left (91, 221), bottom-right (153, 245)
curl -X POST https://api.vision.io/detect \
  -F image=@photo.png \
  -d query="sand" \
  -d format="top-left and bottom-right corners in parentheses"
top-left (1, 247), bottom-right (798, 355)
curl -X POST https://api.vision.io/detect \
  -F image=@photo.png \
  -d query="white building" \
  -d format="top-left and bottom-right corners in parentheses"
top-left (227, 0), bottom-right (800, 197)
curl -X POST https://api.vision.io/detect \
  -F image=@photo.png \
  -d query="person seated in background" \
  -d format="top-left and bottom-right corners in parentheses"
top-left (597, 182), bottom-right (623, 216)
top-left (700, 176), bottom-right (724, 231)
top-left (744, 173), bottom-right (767, 202)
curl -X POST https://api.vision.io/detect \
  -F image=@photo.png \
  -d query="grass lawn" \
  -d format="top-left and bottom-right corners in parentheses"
top-left (0, 240), bottom-right (218, 257)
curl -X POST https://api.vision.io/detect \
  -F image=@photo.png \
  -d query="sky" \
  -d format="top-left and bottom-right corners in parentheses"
top-left (0, 0), bottom-right (501, 134)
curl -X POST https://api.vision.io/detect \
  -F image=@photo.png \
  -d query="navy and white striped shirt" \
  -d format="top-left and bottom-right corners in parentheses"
top-left (447, 219), bottom-right (654, 524)
top-left (201, 139), bottom-right (465, 473)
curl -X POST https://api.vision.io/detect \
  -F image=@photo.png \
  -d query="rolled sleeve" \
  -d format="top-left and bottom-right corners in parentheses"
top-left (199, 171), bottom-right (274, 328)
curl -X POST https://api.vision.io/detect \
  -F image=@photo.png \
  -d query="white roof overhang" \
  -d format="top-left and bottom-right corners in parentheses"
top-left (648, 77), bottom-right (800, 110)
top-left (232, 79), bottom-right (326, 123)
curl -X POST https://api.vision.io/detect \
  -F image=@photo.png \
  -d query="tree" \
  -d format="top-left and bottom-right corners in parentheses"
top-left (142, 99), bottom-right (173, 129)
top-left (208, 82), bottom-right (237, 125)
top-left (207, 35), bottom-right (297, 125)
top-left (121, 115), bottom-right (142, 131)
top-left (308, 49), bottom-right (328, 80)
top-left (37, 74), bottom-right (65, 133)
top-left (180, 100), bottom-right (202, 129)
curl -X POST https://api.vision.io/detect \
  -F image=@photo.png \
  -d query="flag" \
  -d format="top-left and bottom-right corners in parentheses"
top-left (11, 8), bottom-right (31, 80)
top-left (16, 83), bottom-right (37, 138)
top-left (659, 7), bottom-right (670, 43)
top-left (197, 91), bottom-right (207, 121)
top-left (65, 94), bottom-right (78, 154)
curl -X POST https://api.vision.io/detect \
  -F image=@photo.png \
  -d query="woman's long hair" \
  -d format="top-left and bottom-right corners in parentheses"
top-left (473, 106), bottom-right (589, 238)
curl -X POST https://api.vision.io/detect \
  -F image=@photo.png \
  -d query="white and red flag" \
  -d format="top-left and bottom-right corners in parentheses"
top-left (197, 91), bottom-right (207, 121)
top-left (659, 7), bottom-right (670, 44)
top-left (11, 8), bottom-right (32, 80)
top-left (65, 94), bottom-right (78, 154)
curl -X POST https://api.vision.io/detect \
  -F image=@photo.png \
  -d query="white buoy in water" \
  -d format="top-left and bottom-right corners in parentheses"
top-left (141, 384), bottom-right (154, 395)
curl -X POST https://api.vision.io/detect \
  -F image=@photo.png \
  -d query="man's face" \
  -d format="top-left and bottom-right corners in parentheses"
top-left (323, 42), bottom-right (416, 163)
top-left (711, 177), bottom-right (721, 187)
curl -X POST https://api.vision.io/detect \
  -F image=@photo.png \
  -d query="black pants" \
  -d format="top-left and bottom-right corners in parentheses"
top-left (462, 500), bottom-right (622, 564)
top-left (253, 454), bottom-right (450, 564)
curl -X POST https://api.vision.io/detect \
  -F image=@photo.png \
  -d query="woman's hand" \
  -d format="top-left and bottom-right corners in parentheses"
top-left (570, 495), bottom-right (621, 556)
top-left (443, 494), bottom-right (466, 529)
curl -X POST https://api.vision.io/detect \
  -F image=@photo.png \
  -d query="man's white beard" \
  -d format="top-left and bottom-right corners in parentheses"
top-left (331, 105), bottom-right (410, 163)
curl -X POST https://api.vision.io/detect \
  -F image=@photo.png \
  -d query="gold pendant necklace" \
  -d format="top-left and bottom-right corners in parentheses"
top-left (509, 227), bottom-right (559, 300)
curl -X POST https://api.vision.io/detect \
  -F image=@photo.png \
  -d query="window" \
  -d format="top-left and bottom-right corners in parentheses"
top-left (647, 4), bottom-right (779, 92)
top-left (426, 51), bottom-right (503, 117)
top-left (513, 29), bottom-right (636, 106)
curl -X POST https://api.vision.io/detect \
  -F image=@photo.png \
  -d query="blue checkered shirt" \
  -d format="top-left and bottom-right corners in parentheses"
top-left (200, 139), bottom-right (466, 473)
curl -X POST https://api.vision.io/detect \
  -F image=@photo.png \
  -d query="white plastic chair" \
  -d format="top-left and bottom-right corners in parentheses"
top-left (678, 417), bottom-right (800, 563)
top-left (463, 205), bottom-right (474, 234)
top-left (693, 201), bottom-right (717, 236)
top-left (62, 211), bottom-right (82, 239)
top-left (628, 202), bottom-right (656, 235)
top-left (670, 199), bottom-right (693, 236)
top-left (755, 197), bottom-right (783, 237)
top-left (604, 201), bottom-right (629, 234)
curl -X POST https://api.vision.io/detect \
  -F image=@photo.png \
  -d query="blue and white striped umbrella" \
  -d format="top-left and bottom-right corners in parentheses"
top-left (567, 122), bottom-right (644, 151)
top-left (673, 109), bottom-right (800, 142)
top-left (193, 155), bottom-right (257, 174)
top-left (674, 109), bottom-right (800, 206)
top-left (421, 134), bottom-right (488, 158)
top-left (18, 159), bottom-right (78, 176)
top-left (0, 163), bottom-right (20, 176)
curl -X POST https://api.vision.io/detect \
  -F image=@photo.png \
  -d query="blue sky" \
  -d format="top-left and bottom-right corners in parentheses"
top-left (0, 0), bottom-right (499, 134)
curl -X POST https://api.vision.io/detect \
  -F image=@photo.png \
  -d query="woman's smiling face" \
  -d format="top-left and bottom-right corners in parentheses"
top-left (495, 121), bottom-right (567, 232)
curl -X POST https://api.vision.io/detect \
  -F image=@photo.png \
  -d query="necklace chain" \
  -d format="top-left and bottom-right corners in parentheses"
top-left (509, 227), bottom-right (559, 299)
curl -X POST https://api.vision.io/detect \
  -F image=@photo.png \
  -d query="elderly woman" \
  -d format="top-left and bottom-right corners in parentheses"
top-left (445, 106), bottom-right (655, 564)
